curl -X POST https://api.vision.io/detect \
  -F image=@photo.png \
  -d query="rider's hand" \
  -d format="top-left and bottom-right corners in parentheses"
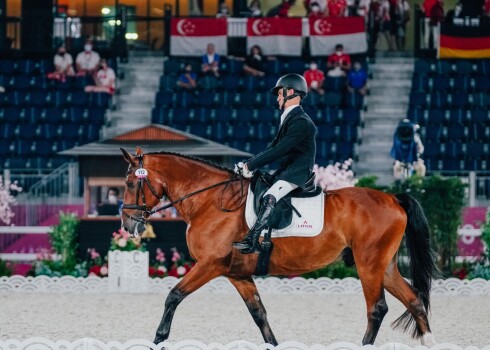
top-left (234, 161), bottom-right (245, 175)
top-left (234, 162), bottom-right (253, 178)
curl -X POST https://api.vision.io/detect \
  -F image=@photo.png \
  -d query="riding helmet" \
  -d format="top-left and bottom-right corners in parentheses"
top-left (270, 73), bottom-right (308, 99)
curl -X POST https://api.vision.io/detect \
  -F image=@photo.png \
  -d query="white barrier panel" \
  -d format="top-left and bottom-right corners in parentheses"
top-left (1, 276), bottom-right (489, 295)
top-left (108, 250), bottom-right (149, 293)
top-left (0, 338), bottom-right (489, 350)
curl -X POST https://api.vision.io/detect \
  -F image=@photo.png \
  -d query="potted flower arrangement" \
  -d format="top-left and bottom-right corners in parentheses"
top-left (149, 247), bottom-right (195, 278)
top-left (149, 248), bottom-right (167, 278)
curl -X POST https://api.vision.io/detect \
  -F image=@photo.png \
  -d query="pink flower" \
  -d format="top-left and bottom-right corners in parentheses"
top-left (172, 251), bottom-right (181, 262)
top-left (100, 265), bottom-right (108, 276)
top-left (156, 248), bottom-right (166, 263)
top-left (90, 249), bottom-right (100, 260)
top-left (177, 266), bottom-right (187, 276)
top-left (117, 238), bottom-right (127, 248)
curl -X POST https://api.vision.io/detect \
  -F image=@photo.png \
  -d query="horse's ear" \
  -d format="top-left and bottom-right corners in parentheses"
top-left (120, 148), bottom-right (136, 165)
top-left (135, 146), bottom-right (144, 155)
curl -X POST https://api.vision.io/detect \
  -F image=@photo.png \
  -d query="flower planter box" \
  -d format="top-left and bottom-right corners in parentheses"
top-left (108, 250), bottom-right (149, 293)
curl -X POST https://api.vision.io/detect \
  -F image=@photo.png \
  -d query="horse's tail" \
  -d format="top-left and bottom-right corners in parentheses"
top-left (392, 193), bottom-right (438, 337)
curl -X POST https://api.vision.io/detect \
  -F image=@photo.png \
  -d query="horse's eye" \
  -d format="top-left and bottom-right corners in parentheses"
top-left (127, 182), bottom-right (134, 189)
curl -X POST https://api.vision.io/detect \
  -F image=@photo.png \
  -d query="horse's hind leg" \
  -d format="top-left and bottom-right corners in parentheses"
top-left (228, 276), bottom-right (278, 345)
top-left (383, 259), bottom-right (435, 346)
top-left (153, 262), bottom-right (223, 344)
top-left (356, 264), bottom-right (389, 345)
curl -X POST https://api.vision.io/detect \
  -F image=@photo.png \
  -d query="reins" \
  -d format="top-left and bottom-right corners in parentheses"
top-left (121, 154), bottom-right (246, 224)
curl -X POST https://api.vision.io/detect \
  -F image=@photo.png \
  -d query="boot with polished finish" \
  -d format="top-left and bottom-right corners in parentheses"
top-left (233, 194), bottom-right (276, 254)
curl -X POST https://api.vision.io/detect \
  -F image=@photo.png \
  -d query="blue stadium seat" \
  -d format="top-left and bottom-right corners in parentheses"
top-left (472, 92), bottom-right (490, 108)
top-left (198, 75), bottom-right (218, 90)
top-left (412, 75), bottom-right (429, 92)
top-left (151, 107), bottom-right (167, 124)
top-left (250, 140), bottom-right (267, 154)
top-left (31, 76), bottom-right (50, 90)
top-left (65, 107), bottom-right (84, 123)
top-left (89, 92), bottom-right (110, 108)
top-left (35, 140), bottom-right (55, 156)
top-left (155, 91), bottom-right (174, 107)
top-left (15, 59), bottom-right (37, 75)
top-left (59, 125), bottom-right (80, 140)
top-left (344, 91), bottom-right (364, 110)
top-left (80, 125), bottom-right (100, 141)
top-left (13, 140), bottom-right (35, 156)
top-left (6, 91), bottom-right (26, 106)
top-left (424, 124), bottom-right (443, 141)
top-left (242, 76), bottom-right (262, 91)
top-left (452, 76), bottom-right (470, 91)
top-left (466, 143), bottom-right (484, 158)
top-left (446, 124), bottom-right (466, 140)
top-left (451, 92), bottom-right (469, 108)
top-left (225, 59), bottom-right (244, 75)
top-left (264, 75), bottom-right (280, 91)
top-left (0, 60), bottom-right (15, 75)
top-left (214, 107), bottom-right (232, 123)
top-left (324, 92), bottom-right (342, 107)
top-left (468, 123), bottom-right (486, 140)
top-left (414, 60), bottom-right (432, 76)
top-left (15, 124), bottom-right (37, 139)
top-left (236, 108), bottom-right (255, 123)
top-left (337, 141), bottom-right (354, 158)
top-left (9, 75), bottom-right (32, 90)
top-left (339, 125), bottom-right (358, 142)
top-left (430, 92), bottom-right (449, 109)
top-left (164, 59), bottom-right (182, 75)
top-left (407, 108), bottom-right (427, 126)
top-left (174, 91), bottom-right (196, 108)
top-left (37, 124), bottom-right (58, 139)
top-left (257, 107), bottom-right (275, 123)
top-left (433, 76), bottom-right (450, 91)
top-left (88, 108), bottom-right (105, 125)
top-left (286, 59), bottom-right (306, 75)
top-left (196, 90), bottom-right (217, 107)
top-left (472, 76), bottom-right (490, 92)
top-left (37, 59), bottom-right (54, 75)
top-left (450, 109), bottom-right (468, 125)
top-left (302, 91), bottom-right (320, 108)
top-left (317, 124), bottom-right (338, 141)
top-left (324, 77), bottom-right (345, 91)
top-left (255, 123), bottom-right (277, 140)
top-left (470, 108), bottom-right (489, 124)
top-left (453, 60), bottom-right (473, 75)
top-left (324, 106), bottom-right (340, 124)
top-left (263, 60), bottom-right (284, 75)
top-left (434, 60), bottom-right (452, 75)
top-left (342, 108), bottom-right (360, 126)
top-left (423, 142), bottom-right (441, 158)
top-left (160, 75), bottom-right (177, 92)
top-left (475, 60), bottom-right (490, 75)
top-left (442, 157), bottom-right (464, 172)
top-left (72, 76), bottom-right (93, 91)
top-left (238, 91), bottom-right (262, 107)
top-left (221, 75), bottom-right (240, 90)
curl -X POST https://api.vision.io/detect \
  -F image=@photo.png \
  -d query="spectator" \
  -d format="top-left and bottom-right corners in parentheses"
top-left (427, 0), bottom-right (444, 49)
top-left (308, 1), bottom-right (327, 18)
top-left (84, 59), bottom-right (116, 94)
top-left (243, 45), bottom-right (266, 77)
top-left (368, 0), bottom-right (383, 58)
top-left (485, 0), bottom-right (490, 16)
top-left (380, 0), bottom-right (396, 51)
top-left (266, 0), bottom-right (296, 17)
top-left (247, 0), bottom-right (263, 16)
top-left (396, 0), bottom-right (410, 50)
top-left (303, 61), bottom-right (325, 94)
top-left (106, 187), bottom-right (120, 205)
top-left (327, 0), bottom-right (347, 17)
top-left (75, 39), bottom-right (100, 76)
top-left (347, 61), bottom-right (368, 95)
top-left (201, 43), bottom-right (220, 78)
top-left (356, 0), bottom-right (372, 20)
top-left (216, 1), bottom-right (231, 17)
top-left (326, 44), bottom-right (351, 77)
top-left (177, 63), bottom-right (197, 90)
top-left (48, 45), bottom-right (75, 82)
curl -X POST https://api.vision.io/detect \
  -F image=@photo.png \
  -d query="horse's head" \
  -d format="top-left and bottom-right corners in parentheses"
top-left (120, 147), bottom-right (165, 237)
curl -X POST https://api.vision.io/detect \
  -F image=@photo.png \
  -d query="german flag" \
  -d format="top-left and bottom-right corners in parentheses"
top-left (439, 19), bottom-right (490, 59)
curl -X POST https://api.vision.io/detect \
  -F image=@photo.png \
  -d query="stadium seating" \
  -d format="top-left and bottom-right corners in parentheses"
top-left (155, 56), bottom-right (366, 165)
top-left (408, 59), bottom-right (490, 172)
top-left (0, 58), bottom-right (112, 171)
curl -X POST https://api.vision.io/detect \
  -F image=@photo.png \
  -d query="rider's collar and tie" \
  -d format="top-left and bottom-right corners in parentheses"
top-left (280, 104), bottom-right (299, 125)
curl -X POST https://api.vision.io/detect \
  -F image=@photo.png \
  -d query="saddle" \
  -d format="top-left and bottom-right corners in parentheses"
top-left (250, 171), bottom-right (322, 230)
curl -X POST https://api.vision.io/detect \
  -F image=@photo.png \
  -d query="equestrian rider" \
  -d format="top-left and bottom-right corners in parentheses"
top-left (233, 73), bottom-right (317, 254)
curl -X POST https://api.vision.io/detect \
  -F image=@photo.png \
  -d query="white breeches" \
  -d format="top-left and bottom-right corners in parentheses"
top-left (264, 180), bottom-right (298, 201)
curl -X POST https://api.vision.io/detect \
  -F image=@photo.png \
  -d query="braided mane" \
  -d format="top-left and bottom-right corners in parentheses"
top-left (145, 151), bottom-right (235, 174)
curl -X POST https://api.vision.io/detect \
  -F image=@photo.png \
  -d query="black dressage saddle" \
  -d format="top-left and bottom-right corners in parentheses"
top-left (250, 171), bottom-right (322, 230)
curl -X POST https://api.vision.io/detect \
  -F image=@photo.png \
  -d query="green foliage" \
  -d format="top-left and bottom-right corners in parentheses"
top-left (49, 212), bottom-right (80, 271)
top-left (0, 259), bottom-right (12, 277)
top-left (357, 174), bottom-right (466, 277)
top-left (356, 175), bottom-right (384, 191)
top-left (481, 209), bottom-right (490, 255)
top-left (302, 261), bottom-right (358, 279)
top-left (33, 259), bottom-right (88, 277)
top-left (469, 209), bottom-right (490, 279)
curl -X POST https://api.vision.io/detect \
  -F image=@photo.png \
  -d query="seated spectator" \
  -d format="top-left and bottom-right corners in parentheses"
top-left (216, 1), bottom-right (231, 17)
top-left (48, 46), bottom-right (75, 82)
top-left (76, 39), bottom-right (101, 76)
top-left (84, 59), bottom-right (116, 94)
top-left (347, 62), bottom-right (368, 95)
top-left (201, 43), bottom-right (220, 78)
top-left (305, 0), bottom-right (327, 15)
top-left (243, 45), bottom-right (266, 77)
top-left (177, 63), bottom-right (197, 90)
top-left (327, 0), bottom-right (347, 17)
top-left (303, 61), bottom-right (325, 95)
top-left (308, 1), bottom-right (327, 18)
top-left (266, 0), bottom-right (296, 17)
top-left (326, 44), bottom-right (351, 77)
top-left (247, 0), bottom-right (263, 17)
top-left (390, 119), bottom-right (425, 179)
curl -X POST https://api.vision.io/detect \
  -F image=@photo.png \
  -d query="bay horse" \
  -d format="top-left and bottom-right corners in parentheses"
top-left (120, 147), bottom-right (438, 346)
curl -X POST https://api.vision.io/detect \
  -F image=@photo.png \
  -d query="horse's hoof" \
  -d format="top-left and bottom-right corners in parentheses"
top-left (421, 332), bottom-right (436, 347)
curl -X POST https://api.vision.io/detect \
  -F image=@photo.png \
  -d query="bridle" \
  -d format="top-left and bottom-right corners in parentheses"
top-left (121, 154), bottom-right (246, 226)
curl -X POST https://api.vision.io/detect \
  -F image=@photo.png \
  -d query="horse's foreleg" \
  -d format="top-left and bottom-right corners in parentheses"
top-left (153, 262), bottom-right (223, 344)
top-left (227, 276), bottom-right (278, 345)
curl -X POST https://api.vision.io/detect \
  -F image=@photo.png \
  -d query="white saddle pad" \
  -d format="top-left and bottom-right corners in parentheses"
top-left (245, 186), bottom-right (325, 238)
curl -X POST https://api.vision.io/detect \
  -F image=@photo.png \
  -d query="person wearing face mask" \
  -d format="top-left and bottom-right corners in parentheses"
top-left (303, 61), bottom-right (325, 94)
top-left (84, 59), bottom-right (116, 94)
top-left (247, 0), bottom-right (263, 17)
top-left (347, 61), bottom-right (368, 95)
top-left (177, 63), bottom-right (197, 90)
top-left (326, 43), bottom-right (351, 77)
top-left (76, 39), bottom-right (101, 76)
top-left (233, 74), bottom-right (317, 254)
top-left (308, 1), bottom-right (327, 18)
top-left (216, 1), bottom-right (231, 18)
top-left (48, 45), bottom-right (75, 82)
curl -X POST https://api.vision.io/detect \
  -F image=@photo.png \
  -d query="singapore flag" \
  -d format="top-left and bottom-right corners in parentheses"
top-left (309, 17), bottom-right (367, 56)
top-left (170, 18), bottom-right (228, 56)
top-left (247, 18), bottom-right (302, 56)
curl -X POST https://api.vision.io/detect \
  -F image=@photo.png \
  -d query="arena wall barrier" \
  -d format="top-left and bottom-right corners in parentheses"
top-left (0, 276), bottom-right (489, 295)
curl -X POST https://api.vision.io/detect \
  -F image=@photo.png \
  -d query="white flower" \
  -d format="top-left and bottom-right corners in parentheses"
top-left (158, 266), bottom-right (167, 273)
top-left (314, 159), bottom-right (358, 191)
top-left (117, 238), bottom-right (127, 248)
top-left (100, 266), bottom-right (108, 275)
top-left (177, 266), bottom-right (187, 276)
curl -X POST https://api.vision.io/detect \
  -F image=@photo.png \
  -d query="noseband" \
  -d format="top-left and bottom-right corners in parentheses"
top-left (121, 154), bottom-right (245, 226)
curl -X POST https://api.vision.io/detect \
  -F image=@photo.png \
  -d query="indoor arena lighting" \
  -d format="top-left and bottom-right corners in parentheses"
top-left (125, 33), bottom-right (138, 40)
top-left (101, 7), bottom-right (110, 15)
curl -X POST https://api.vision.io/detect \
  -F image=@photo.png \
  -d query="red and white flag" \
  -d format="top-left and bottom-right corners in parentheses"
top-left (170, 18), bottom-right (227, 56)
top-left (309, 17), bottom-right (367, 56)
top-left (247, 18), bottom-right (302, 56)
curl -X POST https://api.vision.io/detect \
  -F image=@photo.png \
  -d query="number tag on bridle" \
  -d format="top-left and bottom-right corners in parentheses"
top-left (135, 168), bottom-right (148, 179)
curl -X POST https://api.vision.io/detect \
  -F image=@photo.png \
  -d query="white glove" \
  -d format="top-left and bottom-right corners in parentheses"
top-left (234, 162), bottom-right (253, 178)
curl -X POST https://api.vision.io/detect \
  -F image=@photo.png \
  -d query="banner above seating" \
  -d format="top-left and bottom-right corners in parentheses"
top-left (439, 21), bottom-right (490, 59)
top-left (309, 17), bottom-right (367, 56)
top-left (170, 18), bottom-right (228, 56)
top-left (247, 18), bottom-right (303, 56)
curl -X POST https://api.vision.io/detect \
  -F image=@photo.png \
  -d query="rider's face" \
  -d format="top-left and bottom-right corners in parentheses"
top-left (276, 88), bottom-right (292, 110)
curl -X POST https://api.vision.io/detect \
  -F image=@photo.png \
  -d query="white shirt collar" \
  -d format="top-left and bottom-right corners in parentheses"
top-left (280, 104), bottom-right (299, 125)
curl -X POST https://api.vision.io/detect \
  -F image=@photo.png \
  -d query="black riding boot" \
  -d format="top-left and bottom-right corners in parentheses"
top-left (233, 194), bottom-right (276, 254)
